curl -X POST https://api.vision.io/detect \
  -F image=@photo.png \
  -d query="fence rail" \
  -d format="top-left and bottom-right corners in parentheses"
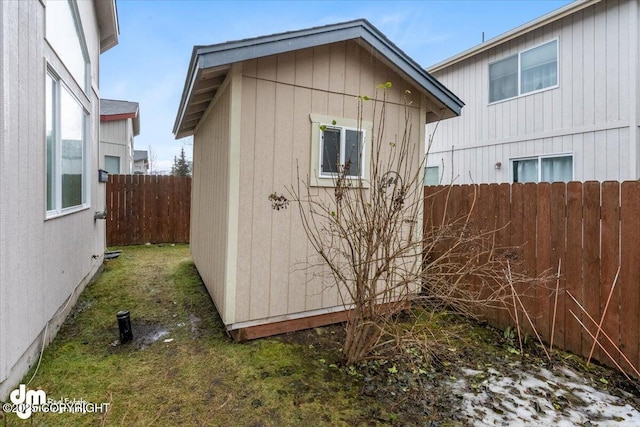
top-left (424, 181), bottom-right (640, 375)
top-left (106, 174), bottom-right (191, 246)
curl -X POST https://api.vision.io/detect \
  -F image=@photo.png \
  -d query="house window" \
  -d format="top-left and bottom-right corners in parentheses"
top-left (309, 114), bottom-right (372, 187)
top-left (512, 154), bottom-right (572, 183)
top-left (45, 0), bottom-right (90, 93)
top-left (424, 166), bottom-right (440, 186)
top-left (46, 71), bottom-right (88, 215)
top-left (489, 55), bottom-right (518, 103)
top-left (320, 126), bottom-right (363, 178)
top-left (105, 156), bottom-right (121, 174)
top-left (489, 39), bottom-right (558, 103)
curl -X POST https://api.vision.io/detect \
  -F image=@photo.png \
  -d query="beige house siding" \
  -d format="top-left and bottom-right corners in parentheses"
top-left (191, 75), bottom-right (232, 323)
top-left (230, 41), bottom-right (424, 327)
top-left (0, 0), bottom-right (108, 398)
top-left (427, 0), bottom-right (639, 184)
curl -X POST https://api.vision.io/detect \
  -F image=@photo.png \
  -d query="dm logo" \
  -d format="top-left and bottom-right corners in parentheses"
top-left (9, 384), bottom-right (46, 419)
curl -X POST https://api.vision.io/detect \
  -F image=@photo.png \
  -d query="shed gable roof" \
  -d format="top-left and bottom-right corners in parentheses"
top-left (173, 19), bottom-right (464, 138)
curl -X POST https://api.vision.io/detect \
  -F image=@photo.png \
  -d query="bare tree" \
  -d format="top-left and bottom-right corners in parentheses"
top-left (274, 83), bottom-right (541, 365)
top-left (148, 145), bottom-right (158, 175)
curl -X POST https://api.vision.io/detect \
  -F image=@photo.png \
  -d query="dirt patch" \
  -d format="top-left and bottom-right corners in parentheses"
top-left (275, 315), bottom-right (640, 426)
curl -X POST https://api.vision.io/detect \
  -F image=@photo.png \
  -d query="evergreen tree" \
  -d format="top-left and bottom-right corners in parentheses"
top-left (171, 147), bottom-right (191, 176)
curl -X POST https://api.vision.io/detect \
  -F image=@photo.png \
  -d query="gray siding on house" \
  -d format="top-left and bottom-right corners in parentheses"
top-left (427, 0), bottom-right (639, 184)
top-left (100, 120), bottom-right (134, 173)
top-left (0, 0), bottom-right (45, 385)
top-left (0, 0), bottom-right (107, 398)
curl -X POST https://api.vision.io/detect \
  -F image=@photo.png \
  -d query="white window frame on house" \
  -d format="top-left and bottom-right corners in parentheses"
top-left (511, 153), bottom-right (573, 183)
top-left (46, 69), bottom-right (89, 218)
top-left (489, 39), bottom-right (559, 104)
top-left (104, 155), bottom-right (121, 174)
top-left (45, 0), bottom-right (90, 94)
top-left (44, 0), bottom-right (92, 218)
top-left (309, 114), bottom-right (371, 187)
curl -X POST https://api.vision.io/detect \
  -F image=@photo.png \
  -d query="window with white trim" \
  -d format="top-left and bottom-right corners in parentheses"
top-left (512, 154), bottom-right (572, 183)
top-left (424, 166), bottom-right (440, 186)
top-left (105, 155), bottom-right (121, 174)
top-left (309, 114), bottom-right (371, 187)
top-left (489, 39), bottom-right (558, 103)
top-left (46, 71), bottom-right (88, 214)
top-left (45, 0), bottom-right (90, 93)
top-left (320, 126), bottom-right (364, 178)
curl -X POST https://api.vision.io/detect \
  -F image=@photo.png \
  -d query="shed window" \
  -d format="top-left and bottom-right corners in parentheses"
top-left (46, 71), bottom-right (88, 215)
top-left (309, 114), bottom-right (371, 187)
top-left (512, 154), bottom-right (572, 183)
top-left (489, 39), bottom-right (558, 103)
top-left (320, 126), bottom-right (363, 177)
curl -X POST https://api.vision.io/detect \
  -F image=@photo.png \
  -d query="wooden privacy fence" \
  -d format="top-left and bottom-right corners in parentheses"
top-left (106, 174), bottom-right (191, 246)
top-left (424, 181), bottom-right (640, 375)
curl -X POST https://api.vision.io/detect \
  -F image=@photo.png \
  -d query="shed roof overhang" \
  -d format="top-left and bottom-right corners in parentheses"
top-left (173, 19), bottom-right (464, 139)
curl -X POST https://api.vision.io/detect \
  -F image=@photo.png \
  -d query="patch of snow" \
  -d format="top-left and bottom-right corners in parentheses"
top-left (452, 362), bottom-right (640, 426)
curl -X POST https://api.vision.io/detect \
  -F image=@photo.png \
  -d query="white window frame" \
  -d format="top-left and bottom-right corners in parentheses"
top-left (309, 114), bottom-right (371, 187)
top-left (424, 165), bottom-right (441, 186)
top-left (318, 125), bottom-right (365, 179)
top-left (488, 39), bottom-right (559, 104)
top-left (46, 69), bottom-right (90, 218)
top-left (510, 153), bottom-right (573, 183)
top-left (45, 0), bottom-right (91, 94)
top-left (105, 155), bottom-right (121, 174)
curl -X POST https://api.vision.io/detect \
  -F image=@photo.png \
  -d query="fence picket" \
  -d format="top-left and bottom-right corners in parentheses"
top-left (549, 183), bottom-right (567, 350)
top-left (565, 182), bottom-right (583, 354)
top-left (619, 182), bottom-right (640, 371)
top-left (536, 183), bottom-right (552, 342)
top-left (496, 183), bottom-right (511, 329)
top-left (581, 181), bottom-right (601, 359)
top-left (600, 181), bottom-right (620, 367)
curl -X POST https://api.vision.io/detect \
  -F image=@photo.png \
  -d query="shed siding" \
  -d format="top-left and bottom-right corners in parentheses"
top-left (428, 0), bottom-right (638, 184)
top-left (0, 0), bottom-right (105, 396)
top-left (191, 78), bottom-right (232, 322)
top-left (232, 41), bottom-right (423, 325)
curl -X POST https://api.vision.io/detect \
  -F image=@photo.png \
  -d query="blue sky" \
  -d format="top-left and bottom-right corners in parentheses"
top-left (101, 0), bottom-right (572, 173)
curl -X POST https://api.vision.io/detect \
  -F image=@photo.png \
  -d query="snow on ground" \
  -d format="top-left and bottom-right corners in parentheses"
top-left (452, 362), bottom-right (640, 426)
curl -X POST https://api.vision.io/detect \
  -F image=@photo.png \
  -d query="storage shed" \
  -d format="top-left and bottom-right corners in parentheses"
top-left (173, 19), bottom-right (463, 340)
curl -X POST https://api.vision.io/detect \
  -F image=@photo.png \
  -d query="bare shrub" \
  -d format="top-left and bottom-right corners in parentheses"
top-left (276, 83), bottom-right (543, 364)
